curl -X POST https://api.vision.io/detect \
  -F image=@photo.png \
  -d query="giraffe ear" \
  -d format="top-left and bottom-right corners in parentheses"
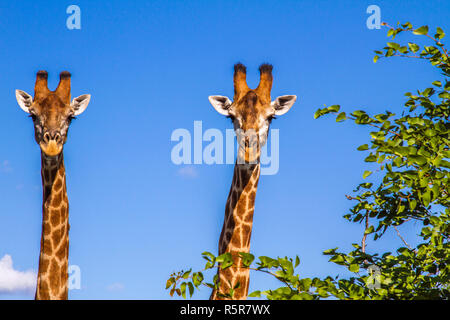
top-left (271, 95), bottom-right (297, 116)
top-left (209, 95), bottom-right (232, 116)
top-left (71, 94), bottom-right (91, 116)
top-left (15, 90), bottom-right (33, 113)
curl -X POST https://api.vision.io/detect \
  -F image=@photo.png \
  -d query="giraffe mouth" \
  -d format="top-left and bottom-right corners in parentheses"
top-left (40, 140), bottom-right (63, 156)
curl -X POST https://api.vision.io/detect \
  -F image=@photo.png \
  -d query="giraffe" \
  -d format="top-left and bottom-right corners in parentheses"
top-left (15, 71), bottom-right (91, 300)
top-left (208, 63), bottom-right (297, 299)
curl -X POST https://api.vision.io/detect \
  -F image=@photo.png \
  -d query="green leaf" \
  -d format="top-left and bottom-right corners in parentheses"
top-left (298, 292), bottom-right (314, 300)
top-left (435, 27), bottom-right (445, 39)
top-left (299, 278), bottom-right (312, 291)
top-left (239, 252), bottom-right (255, 267)
top-left (349, 264), bottom-right (360, 273)
top-left (323, 248), bottom-right (338, 255)
top-left (432, 80), bottom-right (442, 87)
top-left (409, 199), bottom-right (417, 211)
top-left (357, 144), bottom-right (369, 151)
top-left (202, 251), bottom-right (216, 262)
top-left (217, 253), bottom-right (234, 269)
top-left (364, 225), bottom-right (374, 235)
top-left (422, 190), bottom-right (431, 207)
top-left (182, 269), bottom-right (191, 279)
top-left (336, 112), bottom-right (347, 122)
top-left (409, 155), bottom-right (427, 166)
top-left (363, 171), bottom-right (372, 179)
top-left (166, 277), bottom-right (175, 289)
top-left (259, 256), bottom-right (279, 268)
top-left (402, 22), bottom-right (412, 29)
top-left (295, 256), bottom-right (300, 268)
top-left (180, 282), bottom-right (187, 299)
top-left (329, 255), bottom-right (345, 264)
top-left (413, 26), bottom-right (428, 35)
top-left (328, 105), bottom-right (340, 112)
top-left (248, 290), bottom-right (261, 298)
top-left (192, 272), bottom-right (204, 287)
top-left (314, 109), bottom-right (322, 119)
top-left (187, 282), bottom-right (194, 297)
top-left (408, 42), bottom-right (420, 53)
top-left (387, 42), bottom-right (400, 50)
top-left (365, 154), bottom-right (377, 162)
top-left (352, 110), bottom-right (366, 117)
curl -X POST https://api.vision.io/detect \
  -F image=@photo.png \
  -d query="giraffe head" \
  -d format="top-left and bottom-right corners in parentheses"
top-left (209, 63), bottom-right (296, 163)
top-left (15, 71), bottom-right (91, 157)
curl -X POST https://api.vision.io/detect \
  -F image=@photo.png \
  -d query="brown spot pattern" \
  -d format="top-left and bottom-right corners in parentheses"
top-left (212, 163), bottom-right (261, 300)
top-left (36, 154), bottom-right (70, 300)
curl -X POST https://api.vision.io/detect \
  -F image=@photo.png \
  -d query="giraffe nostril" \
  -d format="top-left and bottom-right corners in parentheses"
top-left (43, 132), bottom-right (61, 144)
top-left (43, 132), bottom-right (50, 143)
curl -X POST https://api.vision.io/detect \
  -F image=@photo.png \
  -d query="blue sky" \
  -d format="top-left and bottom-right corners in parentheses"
top-left (0, 0), bottom-right (449, 299)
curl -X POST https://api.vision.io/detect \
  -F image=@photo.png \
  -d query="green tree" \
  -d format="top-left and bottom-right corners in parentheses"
top-left (166, 22), bottom-right (449, 300)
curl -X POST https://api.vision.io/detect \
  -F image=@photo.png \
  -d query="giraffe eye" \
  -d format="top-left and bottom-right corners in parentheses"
top-left (268, 115), bottom-right (276, 123)
top-left (29, 114), bottom-right (37, 121)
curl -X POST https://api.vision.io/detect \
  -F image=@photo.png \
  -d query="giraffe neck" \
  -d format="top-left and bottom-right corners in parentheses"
top-left (35, 152), bottom-right (69, 300)
top-left (211, 162), bottom-right (261, 300)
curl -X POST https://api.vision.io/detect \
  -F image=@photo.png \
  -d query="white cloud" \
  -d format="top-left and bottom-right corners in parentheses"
top-left (0, 255), bottom-right (36, 295)
top-left (106, 282), bottom-right (124, 292)
top-left (176, 165), bottom-right (198, 178)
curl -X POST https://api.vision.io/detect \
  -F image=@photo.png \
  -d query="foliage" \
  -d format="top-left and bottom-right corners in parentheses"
top-left (166, 252), bottom-right (314, 299)
top-left (166, 22), bottom-right (450, 299)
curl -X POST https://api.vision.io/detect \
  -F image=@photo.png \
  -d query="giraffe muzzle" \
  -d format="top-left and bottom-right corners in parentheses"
top-left (236, 135), bottom-right (260, 164)
top-left (40, 132), bottom-right (63, 156)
